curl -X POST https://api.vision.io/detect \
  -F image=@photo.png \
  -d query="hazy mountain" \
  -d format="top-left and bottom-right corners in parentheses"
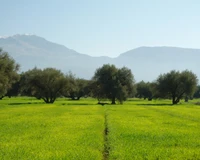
top-left (0, 34), bottom-right (113, 79)
top-left (116, 46), bottom-right (199, 81)
top-left (0, 35), bottom-right (199, 81)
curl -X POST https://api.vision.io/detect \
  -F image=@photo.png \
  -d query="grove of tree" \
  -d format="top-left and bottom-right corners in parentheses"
top-left (1, 50), bottom-right (200, 105)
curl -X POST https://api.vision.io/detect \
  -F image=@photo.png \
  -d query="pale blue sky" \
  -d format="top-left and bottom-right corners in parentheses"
top-left (1, 0), bottom-right (200, 57)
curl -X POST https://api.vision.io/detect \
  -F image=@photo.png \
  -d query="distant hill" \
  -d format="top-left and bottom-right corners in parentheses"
top-left (116, 46), bottom-right (199, 81)
top-left (0, 34), bottom-right (113, 79)
top-left (0, 35), bottom-right (199, 81)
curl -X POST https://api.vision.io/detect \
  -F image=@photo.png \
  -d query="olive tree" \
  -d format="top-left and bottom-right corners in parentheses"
top-left (0, 49), bottom-right (19, 99)
top-left (156, 70), bottom-right (198, 104)
top-left (92, 64), bottom-right (135, 104)
top-left (193, 85), bottom-right (200, 98)
top-left (63, 72), bottom-right (90, 100)
top-left (21, 68), bottom-right (67, 103)
top-left (136, 81), bottom-right (153, 100)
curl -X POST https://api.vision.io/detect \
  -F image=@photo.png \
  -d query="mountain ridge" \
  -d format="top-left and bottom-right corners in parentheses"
top-left (0, 34), bottom-right (199, 82)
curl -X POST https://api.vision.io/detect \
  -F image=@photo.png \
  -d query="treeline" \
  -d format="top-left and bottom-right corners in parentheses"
top-left (136, 70), bottom-right (199, 104)
top-left (0, 49), bottom-right (199, 104)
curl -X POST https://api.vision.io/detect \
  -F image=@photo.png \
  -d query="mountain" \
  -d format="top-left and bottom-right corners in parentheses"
top-left (0, 35), bottom-right (199, 81)
top-left (0, 34), bottom-right (113, 79)
top-left (116, 46), bottom-right (199, 81)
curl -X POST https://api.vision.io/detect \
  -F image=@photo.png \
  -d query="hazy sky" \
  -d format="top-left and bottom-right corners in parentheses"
top-left (1, 0), bottom-right (200, 57)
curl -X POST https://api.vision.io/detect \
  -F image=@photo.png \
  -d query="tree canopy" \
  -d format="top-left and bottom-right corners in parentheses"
top-left (193, 85), bottom-right (200, 98)
top-left (21, 68), bottom-right (67, 103)
top-left (62, 72), bottom-right (90, 100)
top-left (156, 70), bottom-right (198, 104)
top-left (1, 47), bottom-right (199, 106)
top-left (0, 48), bottom-right (20, 98)
top-left (136, 81), bottom-right (153, 100)
top-left (92, 64), bottom-right (135, 104)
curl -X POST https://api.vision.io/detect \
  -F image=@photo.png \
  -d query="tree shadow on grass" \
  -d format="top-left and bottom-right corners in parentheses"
top-left (136, 104), bottom-right (173, 106)
top-left (8, 102), bottom-right (45, 105)
top-left (127, 99), bottom-right (145, 102)
top-left (61, 103), bottom-right (96, 106)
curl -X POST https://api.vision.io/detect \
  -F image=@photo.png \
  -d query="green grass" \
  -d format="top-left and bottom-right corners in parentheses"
top-left (107, 100), bottom-right (200, 160)
top-left (0, 97), bottom-right (104, 160)
top-left (0, 97), bottom-right (200, 159)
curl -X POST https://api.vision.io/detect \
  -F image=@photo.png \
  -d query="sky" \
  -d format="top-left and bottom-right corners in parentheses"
top-left (1, 0), bottom-right (200, 57)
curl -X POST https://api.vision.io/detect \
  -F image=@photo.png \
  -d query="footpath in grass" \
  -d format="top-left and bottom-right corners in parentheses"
top-left (0, 97), bottom-right (105, 160)
top-left (107, 100), bottom-right (200, 160)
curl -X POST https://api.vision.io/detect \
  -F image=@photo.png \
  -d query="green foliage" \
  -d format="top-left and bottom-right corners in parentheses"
top-left (0, 48), bottom-right (19, 98)
top-left (193, 85), bottom-right (200, 98)
top-left (63, 72), bottom-right (89, 100)
top-left (6, 81), bottom-right (20, 97)
top-left (156, 70), bottom-right (198, 104)
top-left (92, 64), bottom-right (135, 104)
top-left (136, 81), bottom-right (153, 100)
top-left (20, 68), bottom-right (67, 103)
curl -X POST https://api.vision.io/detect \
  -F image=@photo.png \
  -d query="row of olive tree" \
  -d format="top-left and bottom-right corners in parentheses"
top-left (1, 49), bottom-right (199, 104)
top-left (18, 65), bottom-right (135, 104)
top-left (136, 70), bottom-right (198, 104)
top-left (0, 48), bottom-right (91, 103)
top-left (17, 69), bottom-right (90, 103)
top-left (1, 61), bottom-right (136, 104)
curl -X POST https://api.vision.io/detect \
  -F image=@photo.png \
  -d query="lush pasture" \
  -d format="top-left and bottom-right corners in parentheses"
top-left (0, 97), bottom-right (104, 160)
top-left (108, 100), bottom-right (200, 160)
top-left (0, 97), bottom-right (200, 160)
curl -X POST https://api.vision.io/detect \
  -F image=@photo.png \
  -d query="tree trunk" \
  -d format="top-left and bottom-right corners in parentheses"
top-left (172, 96), bottom-right (180, 105)
top-left (172, 96), bottom-right (177, 105)
top-left (43, 97), bottom-right (55, 103)
top-left (50, 98), bottom-right (55, 103)
top-left (72, 96), bottom-right (75, 100)
top-left (111, 97), bottom-right (116, 104)
top-left (185, 96), bottom-right (188, 102)
top-left (0, 96), bottom-right (5, 100)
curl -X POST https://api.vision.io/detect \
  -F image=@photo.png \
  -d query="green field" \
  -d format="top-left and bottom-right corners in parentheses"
top-left (0, 97), bottom-right (200, 160)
